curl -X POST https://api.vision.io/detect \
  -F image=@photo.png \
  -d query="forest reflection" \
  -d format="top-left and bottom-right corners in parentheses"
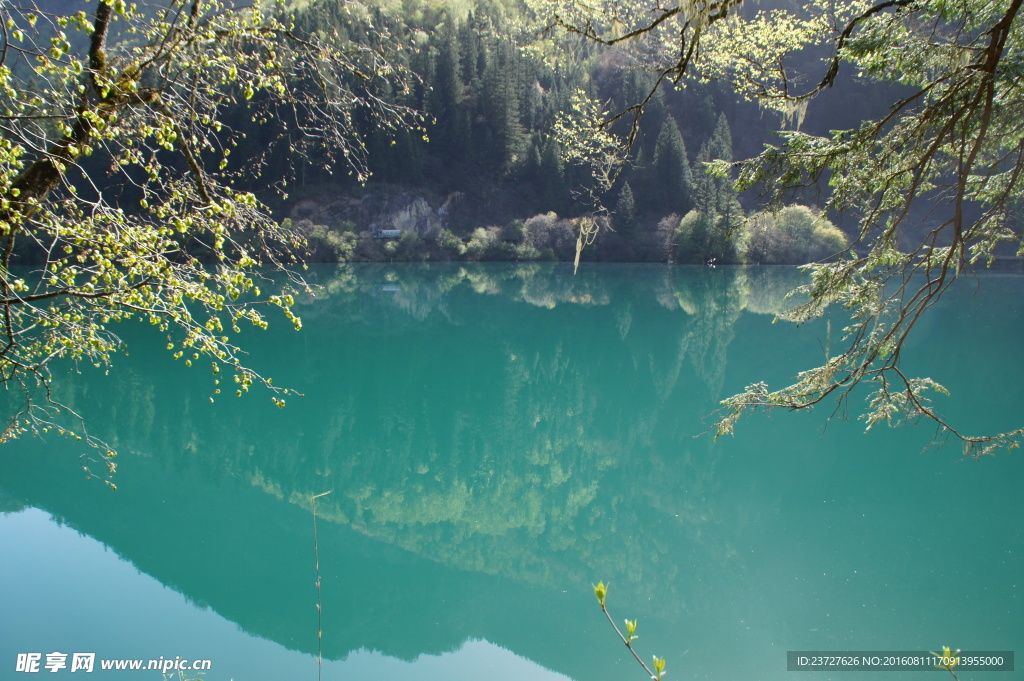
top-left (3, 265), bottom-right (1022, 681)
top-left (1, 264), bottom-right (820, 670)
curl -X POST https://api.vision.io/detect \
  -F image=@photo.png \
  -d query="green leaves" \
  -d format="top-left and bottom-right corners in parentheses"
top-left (593, 581), bottom-right (607, 607)
top-left (0, 0), bottom-right (420, 476)
top-left (593, 581), bottom-right (668, 680)
top-left (553, 90), bottom-right (626, 203)
top-left (694, 0), bottom-right (1024, 455)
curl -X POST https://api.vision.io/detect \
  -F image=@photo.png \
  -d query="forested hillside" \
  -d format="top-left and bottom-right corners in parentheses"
top-left (0, 0), bottom-right (857, 267)
top-left (241, 0), bottom-right (850, 264)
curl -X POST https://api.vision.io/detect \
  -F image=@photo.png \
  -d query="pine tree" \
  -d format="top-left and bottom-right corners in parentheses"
top-left (691, 143), bottom-right (715, 217)
top-left (482, 39), bottom-right (528, 176)
top-left (706, 113), bottom-right (738, 216)
top-left (690, 128), bottom-right (744, 264)
top-left (537, 137), bottom-right (568, 212)
top-left (615, 181), bottom-right (638, 233)
top-left (429, 20), bottom-right (470, 172)
top-left (650, 116), bottom-right (692, 215)
top-left (459, 14), bottom-right (483, 85)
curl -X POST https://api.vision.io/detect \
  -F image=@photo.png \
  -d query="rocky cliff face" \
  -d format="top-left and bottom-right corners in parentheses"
top-left (289, 190), bottom-right (460, 236)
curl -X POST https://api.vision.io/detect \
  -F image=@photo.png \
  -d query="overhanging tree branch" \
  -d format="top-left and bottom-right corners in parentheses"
top-left (0, 0), bottom-right (423, 478)
top-left (540, 0), bottom-right (1024, 455)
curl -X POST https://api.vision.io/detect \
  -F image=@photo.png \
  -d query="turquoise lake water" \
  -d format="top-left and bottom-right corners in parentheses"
top-left (0, 263), bottom-right (1021, 680)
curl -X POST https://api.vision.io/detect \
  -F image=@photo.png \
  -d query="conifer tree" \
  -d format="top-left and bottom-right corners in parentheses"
top-left (615, 182), bottom-right (638, 233)
top-left (459, 13), bottom-right (484, 86)
top-left (686, 139), bottom-right (743, 265)
top-left (482, 40), bottom-right (529, 176)
top-left (691, 144), bottom-right (715, 218)
top-left (706, 114), bottom-right (739, 217)
top-left (650, 116), bottom-right (692, 215)
top-left (430, 21), bottom-right (470, 169)
top-left (538, 138), bottom-right (569, 212)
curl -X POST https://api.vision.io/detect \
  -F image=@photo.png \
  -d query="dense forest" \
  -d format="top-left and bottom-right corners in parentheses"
top-left (222, 0), bottom-right (851, 265)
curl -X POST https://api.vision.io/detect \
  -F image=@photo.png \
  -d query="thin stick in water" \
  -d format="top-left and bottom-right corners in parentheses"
top-left (311, 491), bottom-right (333, 681)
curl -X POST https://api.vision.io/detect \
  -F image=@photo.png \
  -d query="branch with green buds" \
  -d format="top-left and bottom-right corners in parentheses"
top-left (593, 581), bottom-right (667, 680)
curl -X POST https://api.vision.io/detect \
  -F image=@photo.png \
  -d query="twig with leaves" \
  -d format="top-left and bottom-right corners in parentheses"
top-left (932, 647), bottom-right (962, 681)
top-left (593, 581), bottom-right (667, 681)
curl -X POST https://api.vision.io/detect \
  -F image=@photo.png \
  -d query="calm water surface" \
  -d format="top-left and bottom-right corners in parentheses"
top-left (0, 264), bottom-right (1021, 681)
